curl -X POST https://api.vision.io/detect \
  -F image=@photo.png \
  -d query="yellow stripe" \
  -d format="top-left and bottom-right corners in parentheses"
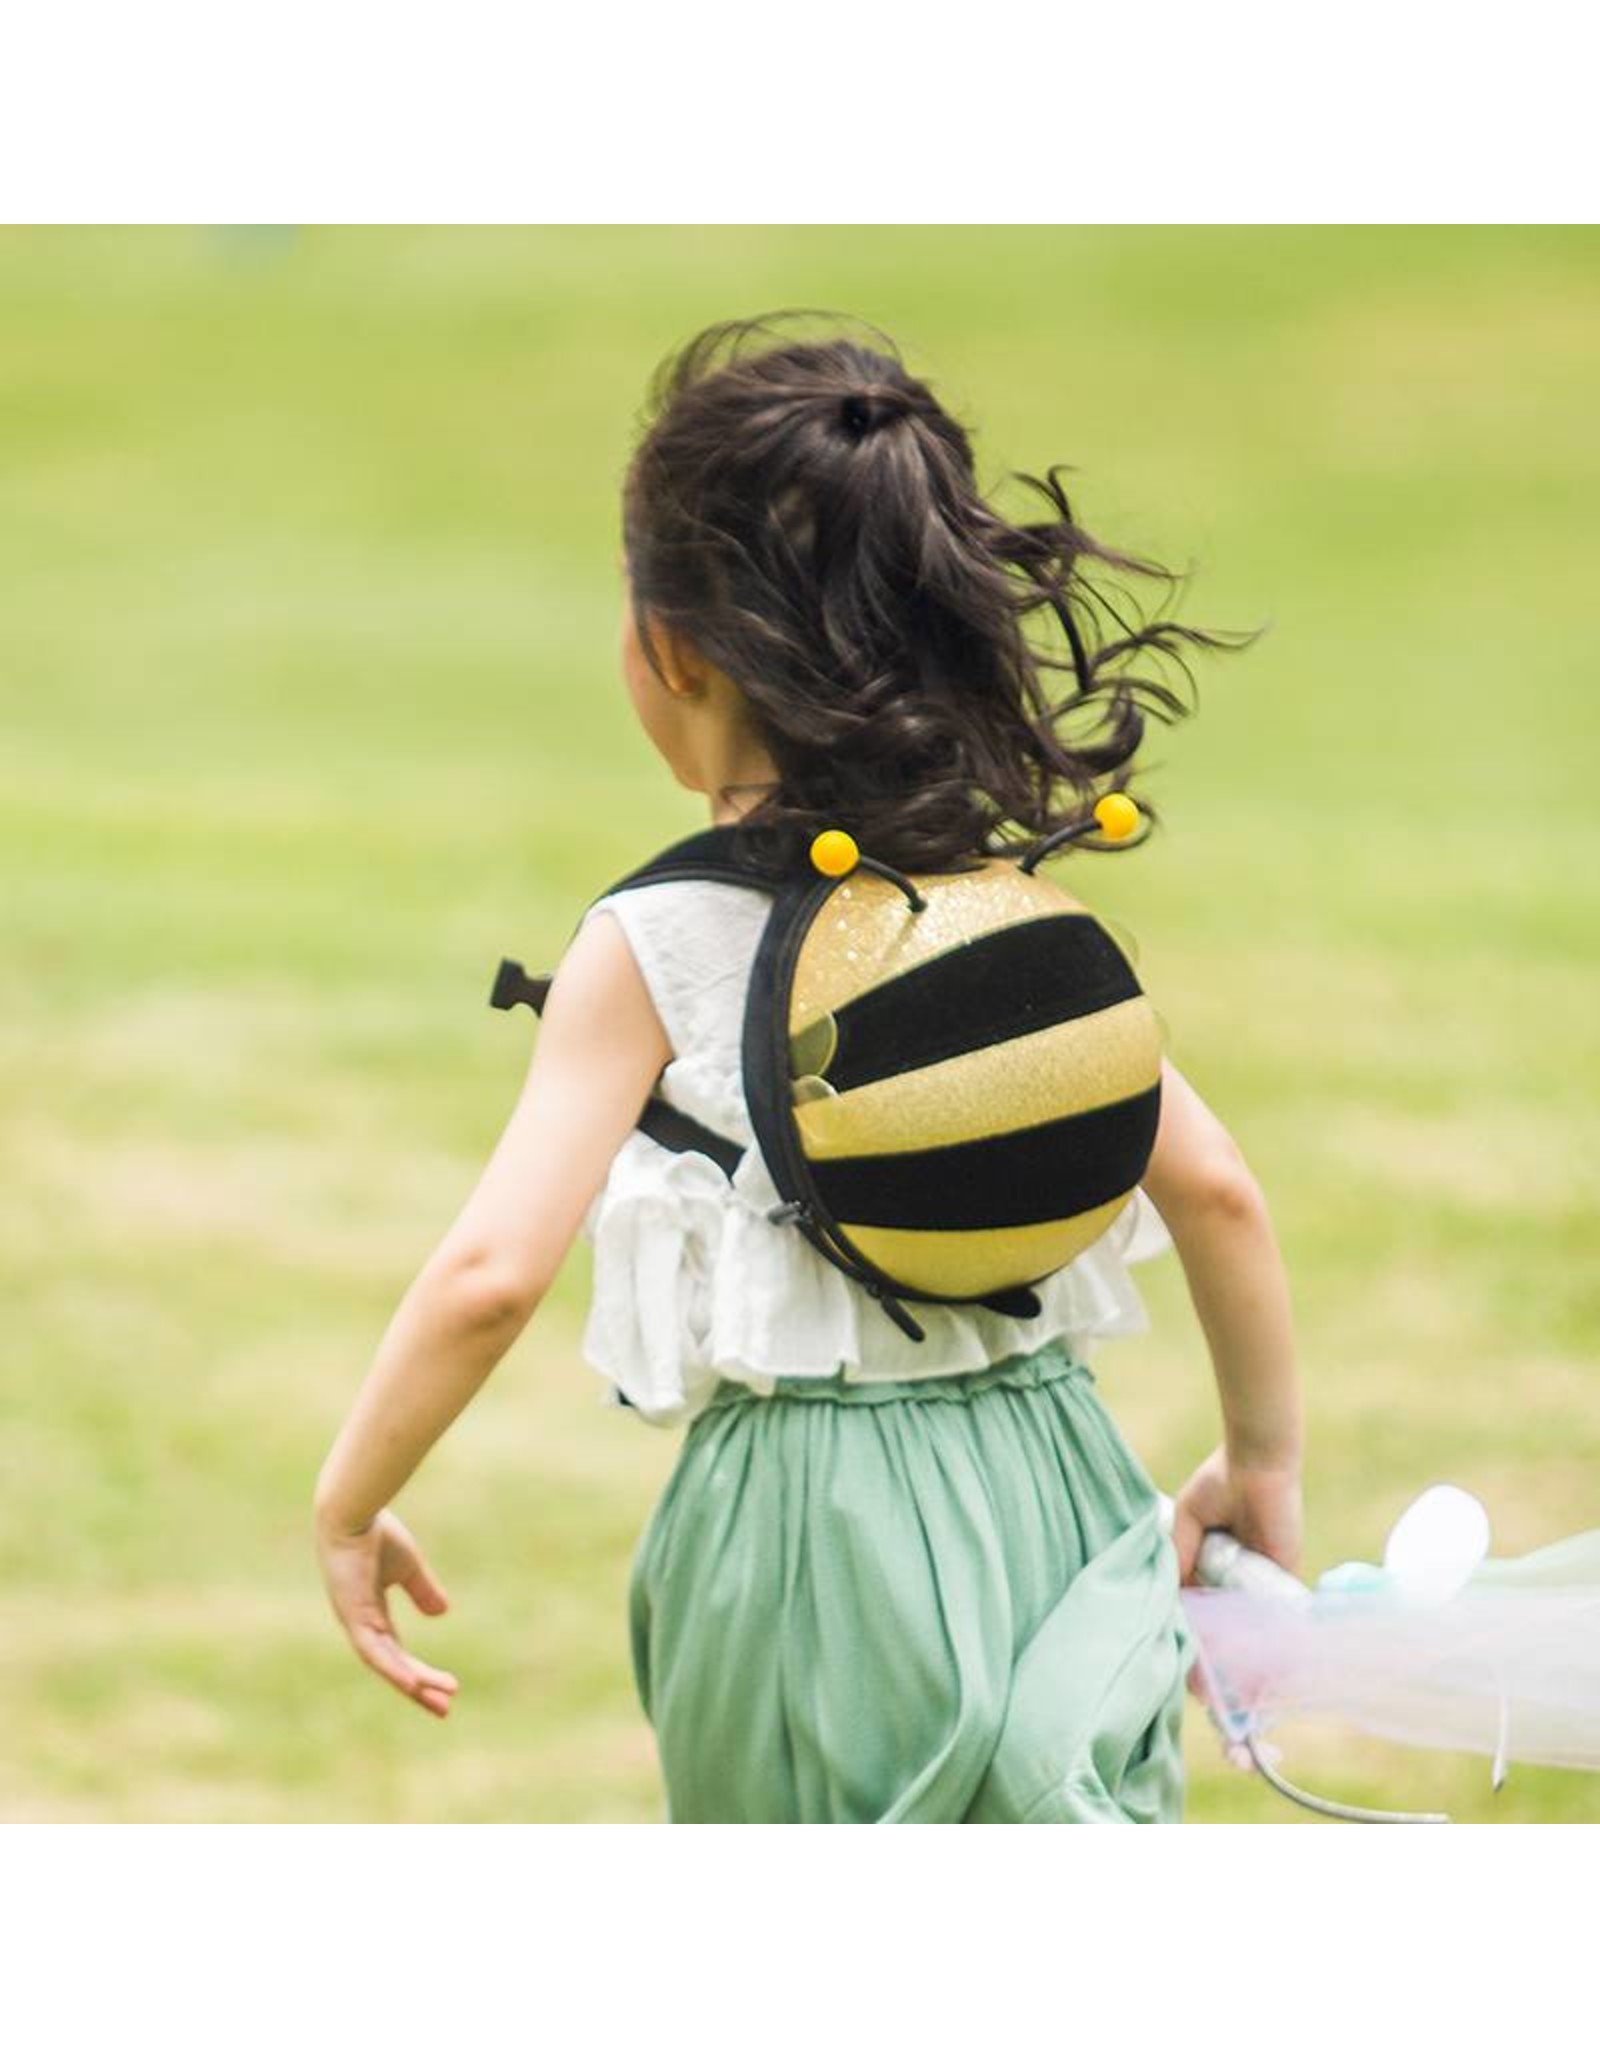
top-left (841, 1194), bottom-right (1134, 1296)
top-left (790, 861), bottom-right (1093, 1030)
top-left (793, 995), bottom-right (1162, 1159)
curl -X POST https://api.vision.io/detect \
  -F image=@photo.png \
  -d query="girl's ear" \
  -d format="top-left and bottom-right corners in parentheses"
top-left (654, 622), bottom-right (712, 700)
top-left (633, 596), bottom-right (718, 701)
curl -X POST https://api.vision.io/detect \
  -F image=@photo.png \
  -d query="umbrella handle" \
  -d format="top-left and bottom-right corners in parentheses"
top-left (1153, 1493), bottom-right (1309, 1599)
top-left (1194, 1527), bottom-right (1312, 1604)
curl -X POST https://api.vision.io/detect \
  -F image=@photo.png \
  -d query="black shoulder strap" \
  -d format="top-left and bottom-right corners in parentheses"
top-left (489, 821), bottom-right (801, 1180)
top-left (596, 820), bottom-right (803, 901)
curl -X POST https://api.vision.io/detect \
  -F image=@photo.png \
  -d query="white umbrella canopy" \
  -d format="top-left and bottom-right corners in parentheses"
top-left (1164, 1487), bottom-right (1600, 1819)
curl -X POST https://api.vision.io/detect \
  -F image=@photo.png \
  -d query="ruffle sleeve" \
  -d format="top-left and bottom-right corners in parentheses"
top-left (579, 1133), bottom-right (1175, 1428)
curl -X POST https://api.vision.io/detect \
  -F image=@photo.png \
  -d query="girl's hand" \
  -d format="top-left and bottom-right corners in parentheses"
top-left (315, 1507), bottom-right (461, 1718)
top-left (1169, 1443), bottom-right (1303, 1587)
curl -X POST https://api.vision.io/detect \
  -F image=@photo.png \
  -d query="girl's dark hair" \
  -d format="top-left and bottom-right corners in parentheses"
top-left (622, 310), bottom-right (1261, 873)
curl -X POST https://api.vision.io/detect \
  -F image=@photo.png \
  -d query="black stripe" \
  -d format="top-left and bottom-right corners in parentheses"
top-left (808, 1081), bottom-right (1161, 1231)
top-left (813, 915), bottom-right (1140, 1093)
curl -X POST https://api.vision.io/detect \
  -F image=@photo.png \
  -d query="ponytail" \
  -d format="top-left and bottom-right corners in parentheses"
top-left (623, 309), bottom-right (1261, 872)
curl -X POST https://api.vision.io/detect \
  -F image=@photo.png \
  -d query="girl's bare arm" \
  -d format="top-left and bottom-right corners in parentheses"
top-left (1140, 1057), bottom-right (1305, 1576)
top-left (313, 908), bottom-right (669, 1539)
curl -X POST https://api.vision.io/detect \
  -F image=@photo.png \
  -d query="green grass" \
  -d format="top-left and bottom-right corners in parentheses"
top-left (4, 225), bottom-right (1598, 1821)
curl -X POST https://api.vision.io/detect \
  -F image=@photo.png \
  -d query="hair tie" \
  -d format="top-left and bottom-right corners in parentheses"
top-left (839, 393), bottom-right (873, 440)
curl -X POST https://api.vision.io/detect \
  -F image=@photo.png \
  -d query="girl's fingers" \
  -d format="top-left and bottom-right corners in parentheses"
top-left (351, 1620), bottom-right (460, 1708)
top-left (400, 1558), bottom-right (450, 1616)
top-left (321, 1516), bottom-right (458, 1711)
top-left (1170, 1503), bottom-right (1202, 1584)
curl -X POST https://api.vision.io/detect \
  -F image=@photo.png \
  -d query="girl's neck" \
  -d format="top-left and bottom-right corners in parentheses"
top-left (707, 765), bottom-right (780, 827)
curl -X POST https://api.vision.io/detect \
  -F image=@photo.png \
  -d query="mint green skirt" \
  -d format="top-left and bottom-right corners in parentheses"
top-left (629, 1335), bottom-right (1194, 1823)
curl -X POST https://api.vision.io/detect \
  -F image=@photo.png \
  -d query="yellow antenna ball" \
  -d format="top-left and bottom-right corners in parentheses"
top-left (1094, 793), bottom-right (1141, 841)
top-left (810, 828), bottom-right (860, 878)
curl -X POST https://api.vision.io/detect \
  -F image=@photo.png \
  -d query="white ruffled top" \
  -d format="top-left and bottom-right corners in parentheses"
top-left (575, 875), bottom-right (1174, 1427)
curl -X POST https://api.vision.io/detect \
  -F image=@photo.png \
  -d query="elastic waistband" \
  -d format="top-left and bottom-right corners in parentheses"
top-left (702, 1336), bottom-right (1093, 1412)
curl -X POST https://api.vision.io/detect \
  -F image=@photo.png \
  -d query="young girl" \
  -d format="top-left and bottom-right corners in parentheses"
top-left (313, 312), bottom-right (1304, 1823)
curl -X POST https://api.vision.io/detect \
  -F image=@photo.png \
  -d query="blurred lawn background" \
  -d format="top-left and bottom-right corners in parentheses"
top-left (4, 225), bottom-right (1597, 1822)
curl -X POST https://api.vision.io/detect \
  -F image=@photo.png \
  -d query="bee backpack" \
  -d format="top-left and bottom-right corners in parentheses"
top-left (490, 795), bottom-right (1164, 1343)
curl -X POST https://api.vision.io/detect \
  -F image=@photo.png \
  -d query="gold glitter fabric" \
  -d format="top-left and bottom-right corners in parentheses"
top-left (788, 860), bottom-right (1076, 1033)
top-left (843, 1195), bottom-right (1138, 1297)
top-left (793, 995), bottom-right (1162, 1159)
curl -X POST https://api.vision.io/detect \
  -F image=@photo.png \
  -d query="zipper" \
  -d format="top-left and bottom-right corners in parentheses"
top-left (765, 874), bottom-right (836, 1246)
top-left (762, 877), bottom-right (928, 1339)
